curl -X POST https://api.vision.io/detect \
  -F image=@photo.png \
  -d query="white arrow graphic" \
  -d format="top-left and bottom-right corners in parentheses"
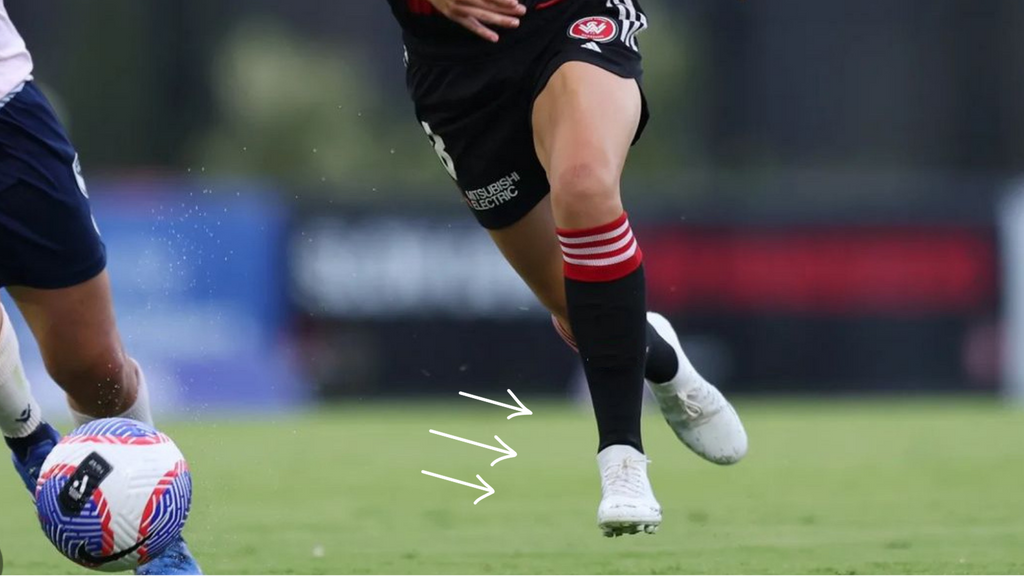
top-left (429, 430), bottom-right (517, 466)
top-left (458, 389), bottom-right (532, 419)
top-left (421, 471), bottom-right (495, 505)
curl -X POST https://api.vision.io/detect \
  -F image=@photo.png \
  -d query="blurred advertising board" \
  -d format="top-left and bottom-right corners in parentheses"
top-left (290, 212), bottom-right (999, 397)
top-left (2, 180), bottom-right (307, 418)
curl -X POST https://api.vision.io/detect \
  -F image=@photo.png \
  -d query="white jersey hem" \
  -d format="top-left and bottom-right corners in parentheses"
top-left (0, 74), bottom-right (30, 110)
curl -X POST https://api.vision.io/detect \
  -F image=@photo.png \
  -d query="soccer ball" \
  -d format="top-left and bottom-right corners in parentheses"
top-left (34, 418), bottom-right (193, 572)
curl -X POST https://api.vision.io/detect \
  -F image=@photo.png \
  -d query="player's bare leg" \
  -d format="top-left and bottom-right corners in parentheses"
top-left (490, 62), bottom-right (749, 535)
top-left (7, 271), bottom-right (152, 424)
top-left (531, 61), bottom-right (660, 536)
top-left (7, 273), bottom-right (197, 574)
top-left (0, 19), bottom-right (198, 566)
top-left (489, 196), bottom-right (567, 321)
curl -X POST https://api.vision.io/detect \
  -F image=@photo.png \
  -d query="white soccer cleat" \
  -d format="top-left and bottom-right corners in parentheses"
top-left (596, 445), bottom-right (662, 537)
top-left (646, 312), bottom-right (748, 465)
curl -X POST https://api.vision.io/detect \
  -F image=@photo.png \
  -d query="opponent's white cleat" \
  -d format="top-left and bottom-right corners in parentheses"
top-left (646, 312), bottom-right (748, 465)
top-left (597, 445), bottom-right (662, 537)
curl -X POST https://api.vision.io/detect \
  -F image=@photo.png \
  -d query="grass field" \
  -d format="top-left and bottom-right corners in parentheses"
top-left (2, 398), bottom-right (1023, 574)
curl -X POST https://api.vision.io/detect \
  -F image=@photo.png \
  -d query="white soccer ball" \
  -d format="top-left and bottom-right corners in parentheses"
top-left (34, 418), bottom-right (193, 572)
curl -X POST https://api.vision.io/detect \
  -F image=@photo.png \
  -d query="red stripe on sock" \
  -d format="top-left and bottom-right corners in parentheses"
top-left (562, 236), bottom-right (636, 262)
top-left (558, 213), bottom-right (644, 282)
top-left (559, 227), bottom-right (632, 252)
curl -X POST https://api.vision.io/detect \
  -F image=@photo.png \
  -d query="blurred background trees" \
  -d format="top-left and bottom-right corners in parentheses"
top-left (14, 0), bottom-right (1024, 205)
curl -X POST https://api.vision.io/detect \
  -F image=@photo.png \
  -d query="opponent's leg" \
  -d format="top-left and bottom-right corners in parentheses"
top-left (0, 302), bottom-right (61, 492)
top-left (2, 273), bottom-right (156, 492)
top-left (532, 61), bottom-right (659, 536)
top-left (0, 80), bottom-right (197, 572)
top-left (7, 271), bottom-right (153, 425)
top-left (9, 274), bottom-right (198, 574)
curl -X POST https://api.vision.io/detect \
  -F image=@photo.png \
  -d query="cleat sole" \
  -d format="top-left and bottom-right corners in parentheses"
top-left (599, 520), bottom-right (660, 538)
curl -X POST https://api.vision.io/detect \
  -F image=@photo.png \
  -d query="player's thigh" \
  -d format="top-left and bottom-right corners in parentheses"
top-left (407, 52), bottom-right (553, 231)
top-left (407, 58), bottom-right (568, 318)
top-left (532, 62), bottom-right (642, 228)
top-left (0, 83), bottom-right (120, 388)
top-left (487, 196), bottom-right (567, 321)
top-left (408, 59), bottom-right (568, 320)
top-left (7, 271), bottom-right (127, 389)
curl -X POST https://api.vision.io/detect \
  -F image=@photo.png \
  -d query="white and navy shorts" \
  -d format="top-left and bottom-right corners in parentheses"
top-left (405, 0), bottom-right (650, 230)
top-left (0, 81), bottom-right (106, 288)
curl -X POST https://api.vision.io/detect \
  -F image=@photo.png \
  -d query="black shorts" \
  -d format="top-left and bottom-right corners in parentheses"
top-left (405, 0), bottom-right (650, 230)
top-left (0, 82), bottom-right (107, 289)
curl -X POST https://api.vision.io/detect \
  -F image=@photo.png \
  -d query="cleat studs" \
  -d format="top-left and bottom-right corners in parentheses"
top-left (601, 521), bottom-right (659, 537)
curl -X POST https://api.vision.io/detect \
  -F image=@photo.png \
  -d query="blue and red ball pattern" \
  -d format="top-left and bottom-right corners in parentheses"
top-left (34, 418), bottom-right (192, 570)
top-left (36, 463), bottom-right (113, 567)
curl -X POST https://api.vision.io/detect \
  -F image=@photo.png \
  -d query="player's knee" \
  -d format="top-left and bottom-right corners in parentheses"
top-left (549, 161), bottom-right (620, 217)
top-left (46, 346), bottom-right (131, 415)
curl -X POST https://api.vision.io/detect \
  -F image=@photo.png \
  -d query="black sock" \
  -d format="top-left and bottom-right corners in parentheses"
top-left (565, 267), bottom-right (648, 454)
top-left (552, 314), bottom-right (680, 385)
top-left (645, 323), bottom-right (679, 384)
top-left (559, 213), bottom-right (650, 454)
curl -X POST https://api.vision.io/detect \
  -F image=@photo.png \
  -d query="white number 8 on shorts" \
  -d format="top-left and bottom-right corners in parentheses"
top-left (421, 121), bottom-right (458, 181)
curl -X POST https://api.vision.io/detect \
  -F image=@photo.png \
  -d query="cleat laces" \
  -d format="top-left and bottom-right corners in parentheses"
top-left (674, 382), bottom-right (724, 426)
top-left (679, 391), bottom-right (703, 419)
top-left (601, 456), bottom-right (650, 498)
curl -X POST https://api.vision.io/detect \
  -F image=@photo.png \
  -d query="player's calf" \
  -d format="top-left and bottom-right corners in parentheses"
top-left (62, 356), bottom-right (154, 428)
top-left (9, 275), bottom-right (154, 426)
top-left (48, 346), bottom-right (134, 415)
top-left (53, 352), bottom-right (156, 429)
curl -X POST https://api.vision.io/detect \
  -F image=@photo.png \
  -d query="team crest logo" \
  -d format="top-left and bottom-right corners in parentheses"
top-left (568, 16), bottom-right (618, 43)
